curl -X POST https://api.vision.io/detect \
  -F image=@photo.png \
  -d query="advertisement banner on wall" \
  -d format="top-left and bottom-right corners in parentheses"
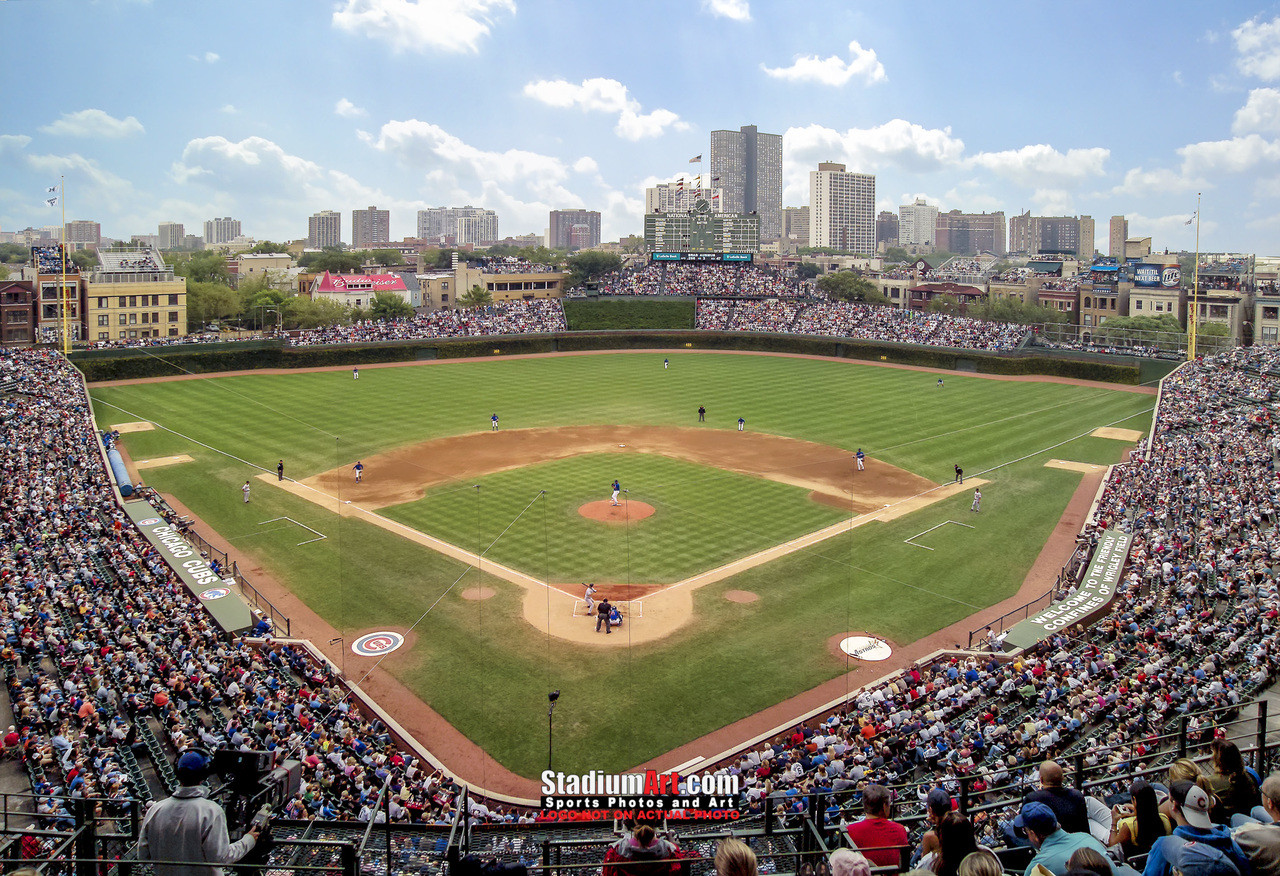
top-left (1133, 264), bottom-right (1162, 287)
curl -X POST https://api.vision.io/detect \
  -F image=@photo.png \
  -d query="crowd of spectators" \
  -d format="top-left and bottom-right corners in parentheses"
top-left (289, 300), bottom-right (567, 346)
top-left (31, 246), bottom-right (78, 275)
top-left (467, 258), bottom-right (558, 275)
top-left (0, 348), bottom-right (524, 827)
top-left (696, 299), bottom-right (1029, 351)
top-left (597, 263), bottom-right (811, 298)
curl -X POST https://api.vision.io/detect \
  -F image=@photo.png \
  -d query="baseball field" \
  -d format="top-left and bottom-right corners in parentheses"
top-left (87, 351), bottom-right (1154, 784)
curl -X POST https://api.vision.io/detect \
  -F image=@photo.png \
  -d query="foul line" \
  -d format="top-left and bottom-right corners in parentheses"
top-left (904, 519), bottom-right (975, 551)
top-left (260, 516), bottom-right (328, 546)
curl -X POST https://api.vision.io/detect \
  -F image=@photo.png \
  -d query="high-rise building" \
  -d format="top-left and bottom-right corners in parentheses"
top-left (548, 210), bottom-right (601, 251)
top-left (351, 206), bottom-right (390, 249)
top-left (308, 211), bottom-right (342, 249)
top-left (1109, 216), bottom-right (1129, 259)
top-left (417, 207), bottom-right (500, 245)
top-left (709, 125), bottom-right (783, 240)
top-left (203, 217), bottom-right (242, 245)
top-left (934, 210), bottom-right (1007, 255)
top-left (157, 222), bottom-right (185, 250)
top-left (808, 162), bottom-right (875, 253)
top-left (1009, 213), bottom-right (1095, 258)
top-left (898, 199), bottom-right (938, 247)
top-left (645, 183), bottom-right (725, 215)
top-left (782, 207), bottom-right (809, 247)
top-left (64, 220), bottom-right (100, 251)
top-left (875, 211), bottom-right (899, 248)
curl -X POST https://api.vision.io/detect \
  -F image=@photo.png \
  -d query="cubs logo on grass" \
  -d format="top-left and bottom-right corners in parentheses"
top-left (199, 587), bottom-right (230, 600)
top-left (352, 631), bottom-right (404, 656)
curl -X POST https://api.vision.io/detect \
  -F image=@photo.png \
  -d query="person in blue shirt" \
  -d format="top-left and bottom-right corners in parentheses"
top-left (1017, 802), bottom-right (1109, 876)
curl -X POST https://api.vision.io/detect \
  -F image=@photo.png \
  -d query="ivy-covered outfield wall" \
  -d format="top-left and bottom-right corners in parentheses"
top-left (70, 331), bottom-right (1142, 385)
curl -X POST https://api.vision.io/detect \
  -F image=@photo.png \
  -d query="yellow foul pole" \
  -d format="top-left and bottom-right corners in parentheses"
top-left (1188, 192), bottom-right (1200, 361)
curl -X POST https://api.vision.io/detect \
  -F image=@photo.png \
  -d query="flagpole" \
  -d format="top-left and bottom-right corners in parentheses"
top-left (1188, 192), bottom-right (1200, 361)
top-left (59, 176), bottom-right (69, 355)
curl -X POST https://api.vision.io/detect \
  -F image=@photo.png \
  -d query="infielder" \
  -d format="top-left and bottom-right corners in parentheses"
top-left (971, 488), bottom-right (982, 512)
top-left (353, 461), bottom-right (364, 483)
top-left (855, 449), bottom-right (865, 471)
top-left (611, 479), bottom-right (621, 506)
top-left (242, 481), bottom-right (251, 503)
top-left (491, 414), bottom-right (499, 432)
top-left (738, 417), bottom-right (745, 432)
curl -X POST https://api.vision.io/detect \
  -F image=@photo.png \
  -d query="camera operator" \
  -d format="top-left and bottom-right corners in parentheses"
top-left (137, 751), bottom-right (260, 876)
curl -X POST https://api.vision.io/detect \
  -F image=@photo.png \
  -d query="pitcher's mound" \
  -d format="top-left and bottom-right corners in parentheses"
top-left (725, 590), bottom-right (759, 603)
top-left (461, 587), bottom-right (495, 600)
top-left (579, 500), bottom-right (655, 524)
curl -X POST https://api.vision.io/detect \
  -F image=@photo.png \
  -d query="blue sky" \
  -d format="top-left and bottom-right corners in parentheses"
top-left (2, 0), bottom-right (1279, 253)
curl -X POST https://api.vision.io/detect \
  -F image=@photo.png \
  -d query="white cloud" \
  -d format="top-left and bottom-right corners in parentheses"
top-left (1030, 188), bottom-right (1073, 215)
top-left (335, 98), bottom-right (368, 118)
top-left (220, 105), bottom-right (238, 115)
top-left (1233, 88), bottom-right (1280, 133)
top-left (522, 78), bottom-right (688, 140)
top-left (39, 109), bottom-right (144, 139)
top-left (189, 51), bottom-right (220, 63)
top-left (702, 0), bottom-right (749, 21)
top-left (1110, 166), bottom-right (1199, 197)
top-left (967, 144), bottom-right (1109, 186)
top-left (173, 136), bottom-right (325, 187)
top-left (24, 152), bottom-right (134, 200)
top-left (332, 0), bottom-right (515, 53)
top-left (572, 156), bottom-right (598, 174)
top-left (1234, 15), bottom-right (1280, 80)
top-left (761, 40), bottom-right (886, 87)
top-left (1178, 133), bottom-right (1280, 176)
top-left (0, 135), bottom-right (32, 156)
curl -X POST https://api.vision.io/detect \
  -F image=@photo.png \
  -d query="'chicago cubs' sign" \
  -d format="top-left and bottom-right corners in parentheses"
top-left (199, 587), bottom-right (231, 600)
top-left (352, 632), bottom-right (405, 656)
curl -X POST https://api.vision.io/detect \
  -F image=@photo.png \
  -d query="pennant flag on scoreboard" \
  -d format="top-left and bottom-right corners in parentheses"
top-left (688, 154), bottom-right (701, 163)
top-left (46, 185), bottom-right (58, 193)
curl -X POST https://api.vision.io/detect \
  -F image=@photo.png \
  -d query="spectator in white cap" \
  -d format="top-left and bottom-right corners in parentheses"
top-left (1142, 783), bottom-right (1250, 876)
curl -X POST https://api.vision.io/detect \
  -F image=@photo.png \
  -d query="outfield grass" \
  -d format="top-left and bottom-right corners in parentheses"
top-left (88, 353), bottom-right (1155, 778)
top-left (382, 453), bottom-right (847, 583)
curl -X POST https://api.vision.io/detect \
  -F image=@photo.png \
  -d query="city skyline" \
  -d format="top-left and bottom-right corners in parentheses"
top-left (1, 2), bottom-right (1278, 252)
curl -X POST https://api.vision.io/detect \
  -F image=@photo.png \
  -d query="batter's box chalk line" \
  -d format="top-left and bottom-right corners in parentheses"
top-left (571, 599), bottom-right (644, 619)
top-left (904, 519), bottom-right (975, 551)
top-left (259, 516), bottom-right (328, 546)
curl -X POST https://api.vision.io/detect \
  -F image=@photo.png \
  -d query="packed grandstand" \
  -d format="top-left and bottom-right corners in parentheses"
top-left (2, 338), bottom-right (1277, 857)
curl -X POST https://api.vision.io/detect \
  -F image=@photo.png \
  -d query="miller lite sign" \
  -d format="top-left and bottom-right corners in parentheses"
top-left (1161, 267), bottom-right (1181, 288)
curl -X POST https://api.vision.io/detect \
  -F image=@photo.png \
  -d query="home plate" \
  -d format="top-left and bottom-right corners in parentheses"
top-left (618, 444), bottom-right (626, 447)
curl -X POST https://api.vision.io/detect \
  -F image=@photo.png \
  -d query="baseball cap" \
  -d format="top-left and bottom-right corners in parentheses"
top-left (177, 751), bottom-right (209, 773)
top-left (1168, 840), bottom-right (1241, 876)
top-left (1171, 781), bottom-right (1214, 830)
top-left (927, 787), bottom-right (952, 814)
top-left (1014, 802), bottom-right (1058, 834)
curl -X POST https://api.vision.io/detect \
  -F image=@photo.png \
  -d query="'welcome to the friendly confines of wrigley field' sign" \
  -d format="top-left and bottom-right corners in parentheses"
top-left (1004, 529), bottom-right (1132, 650)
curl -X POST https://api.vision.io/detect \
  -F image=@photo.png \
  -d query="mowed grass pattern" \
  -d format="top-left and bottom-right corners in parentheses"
top-left (89, 353), bottom-right (1155, 777)
top-left (382, 453), bottom-right (847, 583)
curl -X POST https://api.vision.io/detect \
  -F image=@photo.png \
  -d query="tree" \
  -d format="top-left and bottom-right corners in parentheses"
top-left (306, 250), bottom-right (363, 274)
top-left (368, 249), bottom-right (403, 267)
top-left (972, 298), bottom-right (1070, 325)
top-left (175, 249), bottom-right (231, 284)
top-left (282, 296), bottom-right (351, 329)
top-left (566, 251), bottom-right (622, 288)
top-left (796, 262), bottom-right (821, 280)
top-left (69, 249), bottom-right (98, 270)
top-left (370, 292), bottom-right (413, 321)
top-left (0, 243), bottom-right (29, 264)
top-left (620, 235), bottom-right (647, 256)
top-left (458, 285), bottom-right (493, 308)
top-left (247, 241), bottom-right (290, 254)
top-left (926, 294), bottom-right (962, 316)
top-left (186, 280), bottom-right (243, 330)
top-left (817, 271), bottom-right (886, 305)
